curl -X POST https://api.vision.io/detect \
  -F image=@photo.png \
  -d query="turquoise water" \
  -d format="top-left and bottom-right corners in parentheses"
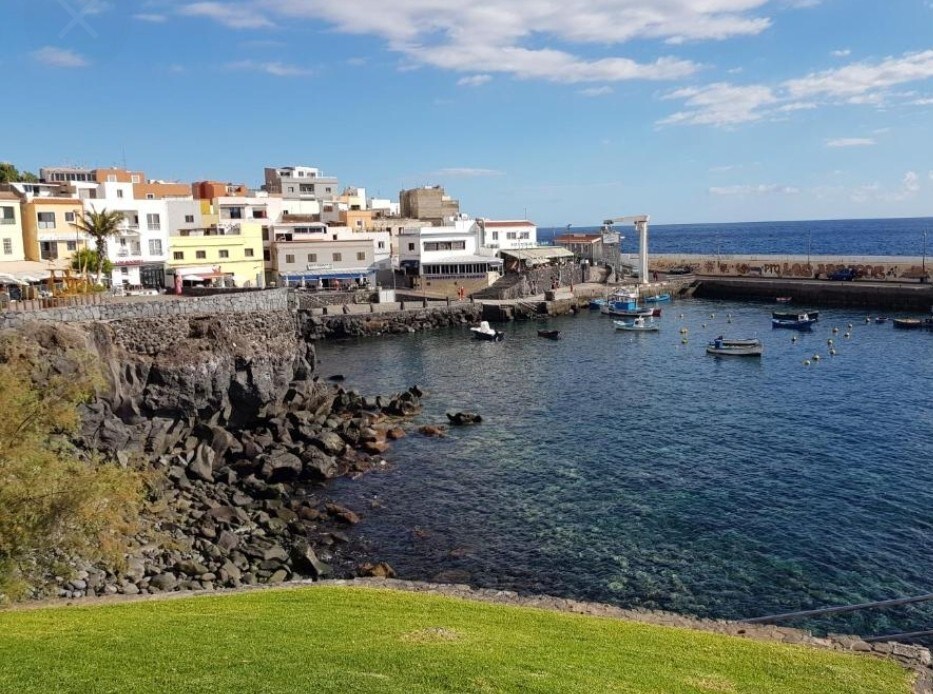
top-left (319, 299), bottom-right (933, 637)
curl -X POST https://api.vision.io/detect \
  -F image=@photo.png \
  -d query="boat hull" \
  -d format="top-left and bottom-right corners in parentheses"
top-left (614, 320), bottom-right (659, 332)
top-left (537, 330), bottom-right (561, 340)
top-left (706, 346), bottom-right (763, 356)
top-left (771, 318), bottom-right (816, 330)
top-left (892, 318), bottom-right (922, 330)
top-left (773, 310), bottom-right (819, 321)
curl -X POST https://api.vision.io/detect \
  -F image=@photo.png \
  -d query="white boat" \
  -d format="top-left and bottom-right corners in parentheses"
top-left (614, 317), bottom-right (659, 332)
top-left (470, 320), bottom-right (504, 341)
top-left (706, 336), bottom-right (763, 357)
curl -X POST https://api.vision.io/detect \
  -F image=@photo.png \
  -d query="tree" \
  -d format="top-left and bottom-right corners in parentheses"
top-left (70, 247), bottom-right (113, 278)
top-left (0, 162), bottom-right (38, 183)
top-left (0, 334), bottom-right (142, 602)
top-left (72, 209), bottom-right (125, 285)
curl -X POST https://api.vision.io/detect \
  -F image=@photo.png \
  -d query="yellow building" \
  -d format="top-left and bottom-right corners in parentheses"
top-left (166, 220), bottom-right (265, 288)
top-left (20, 197), bottom-right (87, 269)
top-left (0, 192), bottom-right (26, 263)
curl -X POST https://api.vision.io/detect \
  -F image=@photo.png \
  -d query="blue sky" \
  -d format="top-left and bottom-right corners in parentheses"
top-left (2, 0), bottom-right (933, 225)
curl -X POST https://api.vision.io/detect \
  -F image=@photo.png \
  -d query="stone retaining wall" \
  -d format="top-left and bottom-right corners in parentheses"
top-left (0, 288), bottom-right (293, 330)
top-left (300, 304), bottom-right (483, 341)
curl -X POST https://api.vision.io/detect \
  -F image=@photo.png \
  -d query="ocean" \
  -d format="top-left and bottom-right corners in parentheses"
top-left (538, 217), bottom-right (933, 257)
top-left (319, 298), bottom-right (933, 639)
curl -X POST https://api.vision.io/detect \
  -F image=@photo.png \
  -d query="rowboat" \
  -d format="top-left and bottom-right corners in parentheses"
top-left (643, 293), bottom-right (671, 303)
top-left (892, 318), bottom-right (922, 330)
top-left (537, 329), bottom-right (561, 340)
top-left (772, 316), bottom-right (817, 330)
top-left (773, 310), bottom-right (819, 321)
top-left (706, 337), bottom-right (763, 357)
top-left (470, 321), bottom-right (504, 341)
top-left (614, 317), bottom-right (659, 332)
top-left (775, 296), bottom-right (793, 303)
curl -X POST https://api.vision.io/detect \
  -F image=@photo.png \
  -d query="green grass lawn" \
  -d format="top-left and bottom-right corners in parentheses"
top-left (0, 586), bottom-right (913, 693)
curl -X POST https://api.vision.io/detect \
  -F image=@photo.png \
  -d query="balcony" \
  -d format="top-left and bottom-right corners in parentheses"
top-left (173, 225), bottom-right (242, 237)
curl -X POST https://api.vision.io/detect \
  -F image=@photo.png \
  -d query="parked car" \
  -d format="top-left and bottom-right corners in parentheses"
top-left (826, 267), bottom-right (858, 281)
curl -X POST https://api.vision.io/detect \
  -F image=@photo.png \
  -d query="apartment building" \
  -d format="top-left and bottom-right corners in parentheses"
top-left (478, 219), bottom-right (538, 252)
top-left (20, 196), bottom-right (87, 269)
top-left (263, 166), bottom-right (339, 201)
top-left (271, 224), bottom-right (389, 287)
top-left (0, 192), bottom-right (25, 263)
top-left (166, 222), bottom-right (265, 288)
top-left (398, 219), bottom-right (501, 278)
top-left (399, 186), bottom-right (460, 225)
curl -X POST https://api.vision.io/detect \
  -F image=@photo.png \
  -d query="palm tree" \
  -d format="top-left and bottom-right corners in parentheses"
top-left (72, 209), bottom-right (125, 285)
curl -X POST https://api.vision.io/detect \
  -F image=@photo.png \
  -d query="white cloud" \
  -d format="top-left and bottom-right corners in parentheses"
top-left (171, 0), bottom-right (797, 83)
top-left (457, 74), bottom-right (492, 87)
top-left (663, 49), bottom-right (933, 127)
top-left (709, 184), bottom-right (799, 195)
top-left (709, 164), bottom-right (739, 173)
top-left (431, 168), bottom-right (504, 177)
top-left (31, 46), bottom-right (89, 68)
top-left (579, 86), bottom-right (613, 97)
top-left (134, 13), bottom-right (167, 23)
top-left (850, 171), bottom-right (920, 202)
top-left (911, 97), bottom-right (933, 105)
top-left (226, 60), bottom-right (313, 76)
top-left (180, 2), bottom-right (274, 29)
top-left (825, 137), bottom-right (875, 148)
top-left (659, 83), bottom-right (777, 126)
top-left (831, 49), bottom-right (851, 57)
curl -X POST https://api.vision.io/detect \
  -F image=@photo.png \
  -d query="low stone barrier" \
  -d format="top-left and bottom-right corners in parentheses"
top-left (300, 304), bottom-right (483, 341)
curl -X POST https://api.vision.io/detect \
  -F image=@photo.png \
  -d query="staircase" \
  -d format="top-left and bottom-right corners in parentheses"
top-left (470, 273), bottom-right (525, 300)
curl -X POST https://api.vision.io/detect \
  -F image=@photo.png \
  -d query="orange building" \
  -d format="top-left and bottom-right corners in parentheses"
top-left (192, 181), bottom-right (251, 200)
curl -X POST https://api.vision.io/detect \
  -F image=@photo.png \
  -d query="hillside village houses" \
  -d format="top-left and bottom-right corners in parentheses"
top-left (0, 164), bottom-right (561, 300)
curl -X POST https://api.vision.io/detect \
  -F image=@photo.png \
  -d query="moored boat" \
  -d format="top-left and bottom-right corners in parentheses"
top-left (874, 316), bottom-right (889, 324)
top-left (614, 317), bottom-right (660, 332)
top-left (600, 288), bottom-right (656, 318)
top-left (892, 318), bottom-right (922, 330)
top-left (775, 296), bottom-right (793, 303)
top-left (706, 336), bottom-right (763, 357)
top-left (772, 315), bottom-right (817, 330)
top-left (773, 310), bottom-right (819, 321)
top-left (643, 293), bottom-right (671, 303)
top-left (537, 329), bottom-right (561, 340)
top-left (588, 298), bottom-right (606, 310)
top-left (471, 321), bottom-right (504, 341)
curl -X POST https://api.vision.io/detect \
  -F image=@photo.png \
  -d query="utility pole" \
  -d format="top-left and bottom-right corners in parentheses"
top-left (807, 230), bottom-right (812, 277)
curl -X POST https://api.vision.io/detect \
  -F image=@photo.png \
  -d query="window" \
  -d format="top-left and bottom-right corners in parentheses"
top-left (263, 250), bottom-right (271, 261)
top-left (332, 252), bottom-right (342, 262)
top-left (261, 227), bottom-right (270, 241)
top-left (307, 253), bottom-right (317, 263)
top-left (149, 239), bottom-right (163, 255)
top-left (288, 187), bottom-right (295, 193)
top-left (66, 241), bottom-right (77, 251)
top-left (173, 251), bottom-right (184, 260)
top-left (226, 207), bottom-right (243, 219)
top-left (40, 241), bottom-right (58, 260)
top-left (131, 175), bottom-right (141, 184)
top-left (245, 248), bottom-right (254, 257)
top-left (520, 232), bottom-right (530, 239)
top-left (146, 194), bottom-right (155, 200)
top-left (219, 249), bottom-right (229, 259)
top-left (0, 207), bottom-right (14, 224)
top-left (325, 187), bottom-right (332, 193)
top-left (2, 238), bottom-right (12, 254)
top-left (285, 254), bottom-right (295, 264)
top-left (37, 212), bottom-right (55, 229)
top-left (65, 211), bottom-right (76, 223)
top-left (185, 215), bottom-right (195, 224)
top-left (117, 190), bottom-right (124, 199)
top-left (107, 175), bottom-right (117, 182)
top-left (408, 243), bottom-right (415, 251)
top-left (507, 232), bottom-right (517, 240)
top-left (196, 250), bottom-right (206, 260)
top-left (491, 231), bottom-right (499, 240)
top-left (378, 242), bottom-right (385, 249)
top-left (121, 267), bottom-right (129, 275)
top-left (356, 252), bottom-right (365, 261)
top-left (146, 213), bottom-right (161, 231)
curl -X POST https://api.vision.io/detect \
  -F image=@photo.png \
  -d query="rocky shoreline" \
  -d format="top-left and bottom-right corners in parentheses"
top-left (4, 311), bottom-right (442, 600)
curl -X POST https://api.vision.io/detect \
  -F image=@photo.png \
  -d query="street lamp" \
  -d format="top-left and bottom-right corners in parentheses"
top-left (807, 230), bottom-right (812, 277)
top-left (923, 230), bottom-right (927, 281)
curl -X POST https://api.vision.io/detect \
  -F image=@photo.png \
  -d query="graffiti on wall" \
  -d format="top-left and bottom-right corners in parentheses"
top-left (677, 259), bottom-right (929, 281)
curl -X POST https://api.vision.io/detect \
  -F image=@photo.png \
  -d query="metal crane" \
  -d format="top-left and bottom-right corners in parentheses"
top-left (603, 215), bottom-right (650, 285)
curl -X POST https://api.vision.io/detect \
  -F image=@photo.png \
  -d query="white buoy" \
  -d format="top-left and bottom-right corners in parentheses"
top-left (804, 359), bottom-right (811, 366)
top-left (710, 313), bottom-right (715, 318)
top-left (792, 336), bottom-right (798, 342)
top-left (830, 349), bottom-right (837, 356)
top-left (813, 354), bottom-right (821, 361)
top-left (681, 338), bottom-right (688, 344)
top-left (827, 338), bottom-right (834, 345)
top-left (679, 313), bottom-right (684, 319)
top-left (844, 332), bottom-right (851, 339)
top-left (832, 327), bottom-right (839, 333)
top-left (847, 323), bottom-right (853, 329)
top-left (702, 323), bottom-right (707, 328)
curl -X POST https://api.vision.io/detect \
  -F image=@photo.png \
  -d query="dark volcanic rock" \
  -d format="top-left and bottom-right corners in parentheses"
top-left (446, 412), bottom-right (483, 425)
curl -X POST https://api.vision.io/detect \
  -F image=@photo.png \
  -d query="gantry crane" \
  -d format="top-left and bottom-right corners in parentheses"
top-left (603, 215), bottom-right (650, 285)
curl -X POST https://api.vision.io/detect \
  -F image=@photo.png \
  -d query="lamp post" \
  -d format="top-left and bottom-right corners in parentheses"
top-left (807, 230), bottom-right (812, 278)
top-left (923, 230), bottom-right (927, 281)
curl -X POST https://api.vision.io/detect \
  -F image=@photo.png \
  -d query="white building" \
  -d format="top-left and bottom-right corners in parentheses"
top-left (398, 218), bottom-right (502, 279)
top-left (79, 180), bottom-right (178, 288)
top-left (369, 198), bottom-right (400, 217)
top-left (478, 219), bottom-right (538, 253)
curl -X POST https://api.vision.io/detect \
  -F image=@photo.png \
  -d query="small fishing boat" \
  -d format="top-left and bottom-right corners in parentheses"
top-left (537, 329), bottom-right (561, 340)
top-left (892, 318), bottom-right (922, 330)
top-left (773, 310), bottom-right (819, 321)
top-left (874, 316), bottom-right (889, 324)
top-left (775, 296), bottom-right (793, 303)
top-left (643, 293), bottom-right (671, 303)
top-left (772, 316), bottom-right (817, 330)
top-left (588, 298), bottom-right (606, 310)
top-left (614, 317), bottom-right (660, 332)
top-left (470, 321), bottom-right (504, 341)
top-left (601, 289), bottom-right (655, 319)
top-left (706, 337), bottom-right (763, 357)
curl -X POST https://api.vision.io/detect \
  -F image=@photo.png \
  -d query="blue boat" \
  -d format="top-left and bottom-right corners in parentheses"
top-left (771, 315), bottom-right (817, 330)
top-left (643, 293), bottom-right (671, 303)
top-left (600, 290), bottom-right (655, 319)
top-left (589, 298), bottom-right (606, 310)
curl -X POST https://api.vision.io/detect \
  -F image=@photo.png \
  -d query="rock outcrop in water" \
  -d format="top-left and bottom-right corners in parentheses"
top-left (3, 312), bottom-right (420, 598)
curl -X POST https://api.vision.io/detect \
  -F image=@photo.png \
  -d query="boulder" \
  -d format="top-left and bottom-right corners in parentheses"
top-left (149, 573), bottom-right (178, 592)
top-left (446, 412), bottom-right (483, 425)
top-left (187, 443), bottom-right (215, 482)
top-left (258, 450), bottom-right (303, 482)
top-left (418, 425), bottom-right (447, 438)
top-left (300, 448), bottom-right (338, 480)
top-left (358, 562), bottom-right (396, 579)
top-left (325, 503), bottom-right (360, 525)
top-left (290, 544), bottom-right (332, 579)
